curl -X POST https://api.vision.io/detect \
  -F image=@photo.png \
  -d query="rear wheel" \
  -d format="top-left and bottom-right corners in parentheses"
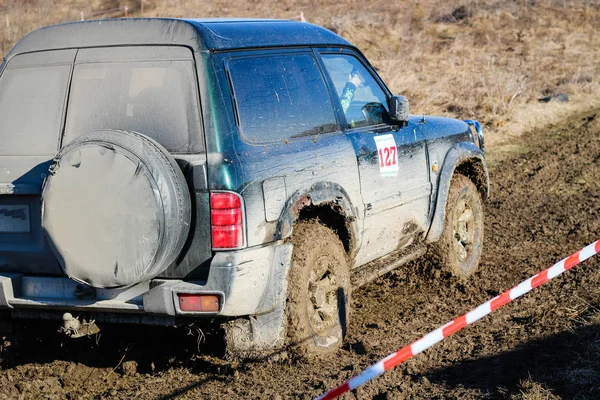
top-left (430, 174), bottom-right (484, 279)
top-left (286, 222), bottom-right (350, 357)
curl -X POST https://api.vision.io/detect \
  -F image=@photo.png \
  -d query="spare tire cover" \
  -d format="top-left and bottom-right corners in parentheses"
top-left (42, 130), bottom-right (191, 288)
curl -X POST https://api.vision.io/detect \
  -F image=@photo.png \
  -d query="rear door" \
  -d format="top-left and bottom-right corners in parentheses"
top-left (62, 46), bottom-right (211, 279)
top-left (0, 46), bottom-right (211, 277)
top-left (0, 50), bottom-right (75, 273)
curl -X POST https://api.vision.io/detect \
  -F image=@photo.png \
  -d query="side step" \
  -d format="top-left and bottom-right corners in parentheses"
top-left (351, 244), bottom-right (427, 288)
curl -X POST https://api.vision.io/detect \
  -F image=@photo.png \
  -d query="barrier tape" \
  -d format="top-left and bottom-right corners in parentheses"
top-left (316, 239), bottom-right (600, 400)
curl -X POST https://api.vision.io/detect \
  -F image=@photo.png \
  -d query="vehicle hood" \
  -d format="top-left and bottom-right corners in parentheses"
top-left (409, 115), bottom-right (470, 141)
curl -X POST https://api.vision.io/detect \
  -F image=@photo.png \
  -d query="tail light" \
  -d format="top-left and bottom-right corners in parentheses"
top-left (210, 191), bottom-right (245, 249)
top-left (177, 293), bottom-right (220, 313)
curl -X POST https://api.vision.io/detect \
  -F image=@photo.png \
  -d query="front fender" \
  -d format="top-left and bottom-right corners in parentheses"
top-left (425, 142), bottom-right (489, 243)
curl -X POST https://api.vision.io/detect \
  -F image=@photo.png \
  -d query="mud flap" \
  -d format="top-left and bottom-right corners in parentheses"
top-left (221, 244), bottom-right (293, 359)
top-left (221, 304), bottom-right (287, 359)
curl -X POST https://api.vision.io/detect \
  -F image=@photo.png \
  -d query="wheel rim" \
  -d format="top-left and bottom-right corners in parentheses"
top-left (307, 255), bottom-right (339, 336)
top-left (453, 195), bottom-right (475, 262)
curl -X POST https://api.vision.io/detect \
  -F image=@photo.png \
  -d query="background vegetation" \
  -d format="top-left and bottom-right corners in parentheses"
top-left (1, 0), bottom-right (599, 143)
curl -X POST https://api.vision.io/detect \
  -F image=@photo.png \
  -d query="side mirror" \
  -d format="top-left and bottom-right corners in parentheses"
top-left (389, 95), bottom-right (409, 126)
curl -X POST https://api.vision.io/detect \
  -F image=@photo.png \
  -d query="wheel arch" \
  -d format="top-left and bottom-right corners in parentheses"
top-left (277, 182), bottom-right (360, 256)
top-left (426, 142), bottom-right (489, 244)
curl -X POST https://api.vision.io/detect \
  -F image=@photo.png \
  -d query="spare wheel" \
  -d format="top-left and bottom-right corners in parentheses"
top-left (42, 130), bottom-right (191, 288)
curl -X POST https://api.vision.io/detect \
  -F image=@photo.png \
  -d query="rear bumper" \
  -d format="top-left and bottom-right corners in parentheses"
top-left (0, 242), bottom-right (293, 323)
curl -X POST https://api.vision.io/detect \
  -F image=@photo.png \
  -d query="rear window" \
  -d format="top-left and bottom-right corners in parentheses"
top-left (227, 54), bottom-right (338, 143)
top-left (0, 65), bottom-right (70, 155)
top-left (64, 59), bottom-right (202, 153)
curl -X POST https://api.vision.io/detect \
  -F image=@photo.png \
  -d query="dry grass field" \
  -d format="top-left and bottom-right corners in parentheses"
top-left (1, 0), bottom-right (599, 144)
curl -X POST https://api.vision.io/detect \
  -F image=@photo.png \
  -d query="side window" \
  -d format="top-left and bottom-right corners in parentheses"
top-left (227, 53), bottom-right (338, 143)
top-left (64, 49), bottom-right (202, 153)
top-left (321, 54), bottom-right (390, 129)
top-left (0, 64), bottom-right (71, 155)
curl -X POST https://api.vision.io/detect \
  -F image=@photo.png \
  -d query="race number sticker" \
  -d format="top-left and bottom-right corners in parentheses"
top-left (374, 134), bottom-right (398, 177)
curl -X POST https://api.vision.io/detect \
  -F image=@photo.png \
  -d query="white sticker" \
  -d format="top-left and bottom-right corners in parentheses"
top-left (374, 134), bottom-right (398, 177)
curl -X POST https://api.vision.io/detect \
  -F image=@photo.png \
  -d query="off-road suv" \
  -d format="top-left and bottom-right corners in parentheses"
top-left (0, 18), bottom-right (488, 356)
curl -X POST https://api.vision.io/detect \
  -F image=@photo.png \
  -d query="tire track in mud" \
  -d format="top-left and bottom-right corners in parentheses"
top-left (1, 112), bottom-right (599, 399)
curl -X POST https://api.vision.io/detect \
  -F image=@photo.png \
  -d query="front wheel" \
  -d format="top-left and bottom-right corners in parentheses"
top-left (286, 222), bottom-right (350, 357)
top-left (430, 174), bottom-right (484, 279)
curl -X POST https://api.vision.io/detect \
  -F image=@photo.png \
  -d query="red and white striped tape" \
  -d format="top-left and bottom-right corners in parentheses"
top-left (316, 239), bottom-right (600, 400)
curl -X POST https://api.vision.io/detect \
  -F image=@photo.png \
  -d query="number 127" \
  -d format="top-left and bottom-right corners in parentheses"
top-left (378, 146), bottom-right (397, 168)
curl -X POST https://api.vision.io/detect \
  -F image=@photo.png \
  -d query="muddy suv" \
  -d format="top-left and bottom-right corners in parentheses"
top-left (0, 18), bottom-right (487, 356)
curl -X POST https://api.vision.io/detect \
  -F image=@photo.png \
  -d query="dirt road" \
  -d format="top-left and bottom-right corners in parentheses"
top-left (1, 112), bottom-right (599, 399)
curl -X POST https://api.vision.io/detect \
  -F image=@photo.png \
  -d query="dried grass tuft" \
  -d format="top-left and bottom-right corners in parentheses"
top-left (510, 379), bottom-right (560, 400)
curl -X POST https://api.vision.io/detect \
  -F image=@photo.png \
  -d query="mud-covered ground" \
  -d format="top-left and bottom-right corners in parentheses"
top-left (2, 112), bottom-right (600, 399)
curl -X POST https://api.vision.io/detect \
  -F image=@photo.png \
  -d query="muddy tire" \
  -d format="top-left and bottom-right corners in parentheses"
top-left (286, 222), bottom-right (350, 357)
top-left (430, 174), bottom-right (484, 279)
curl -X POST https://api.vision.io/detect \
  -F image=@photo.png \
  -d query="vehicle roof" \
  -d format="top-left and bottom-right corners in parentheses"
top-left (6, 18), bottom-right (354, 58)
